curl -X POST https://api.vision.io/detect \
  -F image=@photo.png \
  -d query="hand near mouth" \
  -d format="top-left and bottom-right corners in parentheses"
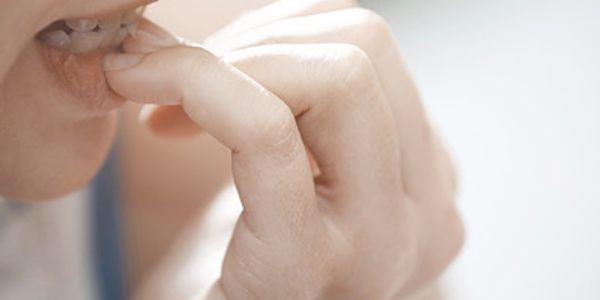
top-left (104, 1), bottom-right (463, 299)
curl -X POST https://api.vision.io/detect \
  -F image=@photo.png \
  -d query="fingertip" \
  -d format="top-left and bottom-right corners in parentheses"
top-left (121, 18), bottom-right (182, 54)
top-left (103, 50), bottom-right (184, 106)
top-left (103, 53), bottom-right (145, 71)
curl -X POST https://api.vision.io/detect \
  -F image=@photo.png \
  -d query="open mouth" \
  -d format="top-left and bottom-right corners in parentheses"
top-left (38, 7), bottom-right (145, 54)
top-left (27, 5), bottom-right (147, 116)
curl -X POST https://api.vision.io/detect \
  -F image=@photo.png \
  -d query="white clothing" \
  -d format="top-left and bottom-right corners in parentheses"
top-left (0, 191), bottom-right (98, 300)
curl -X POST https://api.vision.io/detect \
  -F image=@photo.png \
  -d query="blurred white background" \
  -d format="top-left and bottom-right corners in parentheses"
top-left (359, 0), bottom-right (600, 299)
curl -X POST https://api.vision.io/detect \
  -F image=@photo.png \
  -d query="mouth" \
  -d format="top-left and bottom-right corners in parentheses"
top-left (38, 6), bottom-right (145, 54)
top-left (33, 6), bottom-right (146, 116)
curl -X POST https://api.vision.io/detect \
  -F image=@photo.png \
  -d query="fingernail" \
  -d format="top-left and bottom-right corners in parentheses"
top-left (132, 23), bottom-right (180, 48)
top-left (103, 53), bottom-right (145, 71)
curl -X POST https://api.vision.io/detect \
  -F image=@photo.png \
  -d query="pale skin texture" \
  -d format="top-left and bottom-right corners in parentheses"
top-left (0, 0), bottom-right (463, 299)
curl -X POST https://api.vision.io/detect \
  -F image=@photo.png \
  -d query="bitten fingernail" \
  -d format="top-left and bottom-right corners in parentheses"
top-left (103, 53), bottom-right (145, 71)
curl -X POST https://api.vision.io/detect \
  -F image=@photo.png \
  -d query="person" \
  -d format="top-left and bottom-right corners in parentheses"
top-left (0, 0), bottom-right (464, 299)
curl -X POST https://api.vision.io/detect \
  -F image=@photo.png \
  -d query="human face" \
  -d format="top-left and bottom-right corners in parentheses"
top-left (0, 0), bottom-right (155, 200)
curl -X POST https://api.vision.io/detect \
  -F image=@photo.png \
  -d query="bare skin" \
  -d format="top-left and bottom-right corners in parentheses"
top-left (0, 0), bottom-right (154, 200)
top-left (107, 1), bottom-right (464, 298)
top-left (0, 0), bottom-right (463, 299)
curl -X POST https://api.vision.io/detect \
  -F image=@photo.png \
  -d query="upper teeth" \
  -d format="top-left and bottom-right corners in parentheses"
top-left (66, 19), bottom-right (98, 32)
top-left (41, 31), bottom-right (71, 49)
top-left (39, 7), bottom-right (144, 54)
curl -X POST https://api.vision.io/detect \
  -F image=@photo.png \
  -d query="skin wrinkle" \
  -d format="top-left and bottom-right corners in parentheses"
top-left (44, 48), bottom-right (116, 114)
top-left (218, 40), bottom-right (420, 298)
top-left (1, 0), bottom-right (463, 298)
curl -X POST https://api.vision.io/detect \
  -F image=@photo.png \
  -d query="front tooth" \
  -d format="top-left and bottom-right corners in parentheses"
top-left (41, 30), bottom-right (71, 49)
top-left (65, 19), bottom-right (98, 32)
top-left (38, 6), bottom-right (145, 54)
top-left (70, 31), bottom-right (103, 54)
top-left (98, 15), bottom-right (121, 31)
top-left (98, 16), bottom-right (121, 48)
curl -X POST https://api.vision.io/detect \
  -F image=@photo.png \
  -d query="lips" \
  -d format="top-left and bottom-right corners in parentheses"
top-left (33, 5), bottom-right (146, 116)
top-left (39, 45), bottom-right (125, 116)
top-left (38, 7), bottom-right (144, 54)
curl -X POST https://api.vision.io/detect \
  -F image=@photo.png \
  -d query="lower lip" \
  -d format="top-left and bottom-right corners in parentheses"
top-left (38, 41), bottom-right (126, 117)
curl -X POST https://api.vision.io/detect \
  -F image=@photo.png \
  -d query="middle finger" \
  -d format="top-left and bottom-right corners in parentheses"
top-left (225, 43), bottom-right (403, 217)
top-left (210, 8), bottom-right (455, 205)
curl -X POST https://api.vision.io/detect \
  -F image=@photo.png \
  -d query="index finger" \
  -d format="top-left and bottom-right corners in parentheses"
top-left (104, 46), bottom-right (323, 239)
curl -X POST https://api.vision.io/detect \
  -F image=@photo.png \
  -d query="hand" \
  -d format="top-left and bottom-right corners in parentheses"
top-left (104, 1), bottom-right (463, 298)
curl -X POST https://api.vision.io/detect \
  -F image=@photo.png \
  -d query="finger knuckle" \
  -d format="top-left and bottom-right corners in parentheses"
top-left (355, 8), bottom-right (393, 40)
top-left (222, 249), bottom-right (266, 298)
top-left (347, 8), bottom-right (395, 54)
top-left (329, 44), bottom-right (379, 101)
top-left (250, 104), bottom-right (300, 154)
top-left (173, 46), bottom-right (217, 92)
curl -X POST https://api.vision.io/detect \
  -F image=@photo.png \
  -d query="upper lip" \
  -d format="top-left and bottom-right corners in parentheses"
top-left (32, 4), bottom-right (149, 115)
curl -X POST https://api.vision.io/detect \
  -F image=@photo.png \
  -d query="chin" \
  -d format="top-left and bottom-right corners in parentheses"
top-left (0, 43), bottom-right (122, 201)
top-left (0, 41), bottom-right (122, 201)
top-left (0, 112), bottom-right (118, 202)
